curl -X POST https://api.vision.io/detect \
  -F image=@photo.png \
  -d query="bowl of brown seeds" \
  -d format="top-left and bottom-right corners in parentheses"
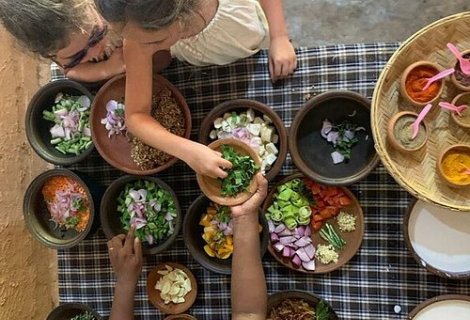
top-left (90, 74), bottom-right (191, 175)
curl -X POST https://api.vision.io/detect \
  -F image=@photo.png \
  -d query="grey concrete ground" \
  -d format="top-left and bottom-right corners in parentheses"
top-left (284, 0), bottom-right (469, 46)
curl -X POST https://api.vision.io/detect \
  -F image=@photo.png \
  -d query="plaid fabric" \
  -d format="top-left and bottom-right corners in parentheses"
top-left (52, 44), bottom-right (470, 320)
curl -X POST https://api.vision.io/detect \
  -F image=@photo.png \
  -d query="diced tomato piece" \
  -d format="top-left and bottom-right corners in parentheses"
top-left (313, 214), bottom-right (324, 222)
top-left (313, 221), bottom-right (323, 231)
top-left (339, 196), bottom-right (352, 206)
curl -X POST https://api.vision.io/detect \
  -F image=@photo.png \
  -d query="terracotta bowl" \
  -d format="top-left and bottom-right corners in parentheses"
top-left (399, 60), bottom-right (445, 108)
top-left (198, 99), bottom-right (288, 181)
top-left (450, 49), bottom-right (470, 92)
top-left (90, 74), bottom-right (191, 175)
top-left (25, 80), bottom-right (94, 165)
top-left (164, 315), bottom-right (197, 320)
top-left (46, 303), bottom-right (101, 320)
top-left (408, 295), bottom-right (470, 319)
top-left (183, 194), bottom-right (269, 275)
top-left (267, 290), bottom-right (338, 319)
top-left (387, 111), bottom-right (429, 153)
top-left (147, 262), bottom-right (198, 315)
top-left (289, 90), bottom-right (379, 186)
top-left (196, 138), bottom-right (261, 206)
top-left (437, 144), bottom-right (470, 188)
top-left (23, 169), bottom-right (102, 249)
top-left (100, 175), bottom-right (182, 255)
top-left (451, 92), bottom-right (470, 129)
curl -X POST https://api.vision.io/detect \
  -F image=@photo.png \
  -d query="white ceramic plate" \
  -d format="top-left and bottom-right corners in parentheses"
top-left (410, 296), bottom-right (470, 319)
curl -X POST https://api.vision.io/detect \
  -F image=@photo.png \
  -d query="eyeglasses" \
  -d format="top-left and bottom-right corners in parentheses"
top-left (53, 25), bottom-right (108, 70)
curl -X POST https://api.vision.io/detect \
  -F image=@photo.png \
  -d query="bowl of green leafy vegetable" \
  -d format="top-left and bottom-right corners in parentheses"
top-left (196, 138), bottom-right (261, 206)
top-left (100, 175), bottom-right (181, 255)
top-left (25, 80), bottom-right (94, 166)
top-left (46, 303), bottom-right (101, 320)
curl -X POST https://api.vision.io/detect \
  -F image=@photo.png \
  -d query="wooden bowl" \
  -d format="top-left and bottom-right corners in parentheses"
top-left (183, 194), bottom-right (269, 275)
top-left (450, 49), bottom-right (470, 92)
top-left (408, 295), bottom-right (470, 319)
top-left (437, 144), bottom-right (470, 188)
top-left (451, 92), bottom-right (470, 129)
top-left (198, 99), bottom-right (288, 181)
top-left (100, 175), bottom-right (181, 255)
top-left (90, 74), bottom-right (191, 175)
top-left (399, 60), bottom-right (444, 108)
top-left (164, 315), bottom-right (197, 320)
top-left (387, 111), bottom-right (429, 153)
top-left (403, 198), bottom-right (470, 280)
top-left (196, 138), bottom-right (261, 206)
top-left (267, 290), bottom-right (338, 319)
top-left (147, 262), bottom-right (198, 315)
top-left (262, 173), bottom-right (364, 274)
top-left (46, 303), bottom-right (101, 320)
top-left (289, 90), bottom-right (379, 186)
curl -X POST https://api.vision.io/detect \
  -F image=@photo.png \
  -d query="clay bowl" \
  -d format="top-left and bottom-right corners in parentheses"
top-left (196, 138), bottom-right (261, 206)
top-left (408, 295), bottom-right (470, 319)
top-left (450, 49), bottom-right (470, 92)
top-left (198, 99), bottom-right (288, 181)
top-left (23, 169), bottom-right (101, 249)
top-left (437, 144), bottom-right (470, 188)
top-left (100, 175), bottom-right (181, 255)
top-left (263, 173), bottom-right (364, 274)
top-left (25, 80), bottom-right (94, 165)
top-left (399, 60), bottom-right (445, 108)
top-left (147, 262), bottom-right (198, 315)
top-left (387, 111), bottom-right (429, 153)
top-left (183, 194), bottom-right (269, 275)
top-left (47, 303), bottom-right (102, 320)
top-left (451, 92), bottom-right (470, 129)
top-left (164, 315), bottom-right (197, 320)
top-left (289, 90), bottom-right (379, 186)
top-left (403, 198), bottom-right (470, 280)
top-left (90, 74), bottom-right (191, 175)
top-left (267, 290), bottom-right (338, 319)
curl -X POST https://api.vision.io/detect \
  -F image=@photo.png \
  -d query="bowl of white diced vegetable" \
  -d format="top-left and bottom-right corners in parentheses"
top-left (199, 99), bottom-right (288, 180)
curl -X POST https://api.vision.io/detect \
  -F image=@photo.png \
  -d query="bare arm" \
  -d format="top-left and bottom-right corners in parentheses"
top-left (231, 174), bottom-right (268, 320)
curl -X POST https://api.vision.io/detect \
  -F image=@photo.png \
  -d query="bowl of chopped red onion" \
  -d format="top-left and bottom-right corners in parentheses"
top-left (90, 74), bottom-right (191, 175)
top-left (25, 80), bottom-right (94, 165)
top-left (289, 90), bottom-right (379, 186)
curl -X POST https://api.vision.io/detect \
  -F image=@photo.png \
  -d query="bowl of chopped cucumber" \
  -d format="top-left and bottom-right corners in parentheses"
top-left (26, 80), bottom-right (94, 166)
top-left (46, 303), bottom-right (101, 320)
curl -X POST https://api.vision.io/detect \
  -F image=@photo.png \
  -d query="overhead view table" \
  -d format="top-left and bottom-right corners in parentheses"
top-left (52, 43), bottom-right (470, 320)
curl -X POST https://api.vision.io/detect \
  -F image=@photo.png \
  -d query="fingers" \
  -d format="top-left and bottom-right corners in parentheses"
top-left (123, 226), bottom-right (136, 253)
top-left (133, 237), bottom-right (143, 262)
top-left (269, 56), bottom-right (275, 83)
top-left (218, 157), bottom-right (233, 170)
top-left (255, 173), bottom-right (268, 198)
top-left (214, 167), bottom-right (228, 179)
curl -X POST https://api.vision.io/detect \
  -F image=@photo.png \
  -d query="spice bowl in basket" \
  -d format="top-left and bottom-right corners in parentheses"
top-left (90, 74), bottom-right (191, 175)
top-left (451, 48), bottom-right (470, 92)
top-left (100, 175), bottom-right (182, 255)
top-left (451, 92), bottom-right (470, 129)
top-left (46, 303), bottom-right (102, 320)
top-left (387, 111), bottom-right (429, 153)
top-left (437, 144), bottom-right (470, 188)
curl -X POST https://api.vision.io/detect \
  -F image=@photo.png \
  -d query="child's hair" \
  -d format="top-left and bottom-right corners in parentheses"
top-left (94, 0), bottom-right (199, 31)
top-left (0, 0), bottom-right (96, 57)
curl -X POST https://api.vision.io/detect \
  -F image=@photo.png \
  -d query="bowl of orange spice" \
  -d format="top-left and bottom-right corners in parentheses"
top-left (23, 168), bottom-right (101, 249)
top-left (400, 61), bottom-right (445, 107)
top-left (437, 144), bottom-right (470, 188)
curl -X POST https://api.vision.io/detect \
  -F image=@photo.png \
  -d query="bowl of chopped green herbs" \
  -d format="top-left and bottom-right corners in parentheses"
top-left (196, 138), bottom-right (261, 206)
top-left (289, 91), bottom-right (379, 186)
top-left (25, 80), bottom-right (94, 166)
top-left (46, 303), bottom-right (101, 320)
top-left (100, 175), bottom-right (181, 255)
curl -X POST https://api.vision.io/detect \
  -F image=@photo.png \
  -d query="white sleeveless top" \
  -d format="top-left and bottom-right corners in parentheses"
top-left (170, 0), bottom-right (269, 66)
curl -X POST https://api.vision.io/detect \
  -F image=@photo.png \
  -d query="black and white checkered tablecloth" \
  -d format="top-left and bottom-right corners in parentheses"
top-left (52, 44), bottom-right (470, 320)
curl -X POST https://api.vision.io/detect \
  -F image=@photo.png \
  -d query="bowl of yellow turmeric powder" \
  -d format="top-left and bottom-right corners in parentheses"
top-left (437, 144), bottom-right (470, 188)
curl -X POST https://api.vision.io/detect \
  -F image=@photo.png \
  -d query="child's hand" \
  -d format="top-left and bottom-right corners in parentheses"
top-left (185, 142), bottom-right (233, 179)
top-left (107, 226), bottom-right (143, 286)
top-left (231, 173), bottom-right (268, 219)
top-left (268, 35), bottom-right (297, 83)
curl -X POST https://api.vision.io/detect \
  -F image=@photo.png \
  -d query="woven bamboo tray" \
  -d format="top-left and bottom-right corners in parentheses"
top-left (372, 12), bottom-right (470, 212)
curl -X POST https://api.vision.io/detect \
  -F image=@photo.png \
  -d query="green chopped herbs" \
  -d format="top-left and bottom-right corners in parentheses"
top-left (315, 300), bottom-right (332, 320)
top-left (70, 312), bottom-right (96, 320)
top-left (219, 145), bottom-right (258, 197)
top-left (117, 180), bottom-right (177, 245)
top-left (42, 92), bottom-right (92, 155)
top-left (319, 223), bottom-right (346, 250)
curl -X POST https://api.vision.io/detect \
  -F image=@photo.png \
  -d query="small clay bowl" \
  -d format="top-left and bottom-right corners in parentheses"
top-left (25, 80), bottom-right (94, 165)
top-left (387, 111), bottom-right (429, 153)
top-left (451, 92), bottom-right (470, 129)
top-left (46, 303), bottom-right (102, 320)
top-left (400, 61), bottom-right (444, 108)
top-left (147, 262), bottom-right (198, 315)
top-left (198, 99), bottom-right (288, 181)
top-left (183, 194), bottom-right (269, 275)
top-left (196, 138), bottom-right (261, 206)
top-left (437, 144), bottom-right (470, 188)
top-left (100, 175), bottom-right (182, 255)
top-left (164, 315), bottom-right (197, 320)
top-left (450, 49), bottom-right (470, 92)
top-left (90, 74), bottom-right (191, 175)
top-left (408, 295), bottom-right (470, 319)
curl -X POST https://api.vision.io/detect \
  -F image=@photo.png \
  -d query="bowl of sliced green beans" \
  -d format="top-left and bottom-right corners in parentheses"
top-left (25, 80), bottom-right (94, 165)
top-left (46, 303), bottom-right (101, 320)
